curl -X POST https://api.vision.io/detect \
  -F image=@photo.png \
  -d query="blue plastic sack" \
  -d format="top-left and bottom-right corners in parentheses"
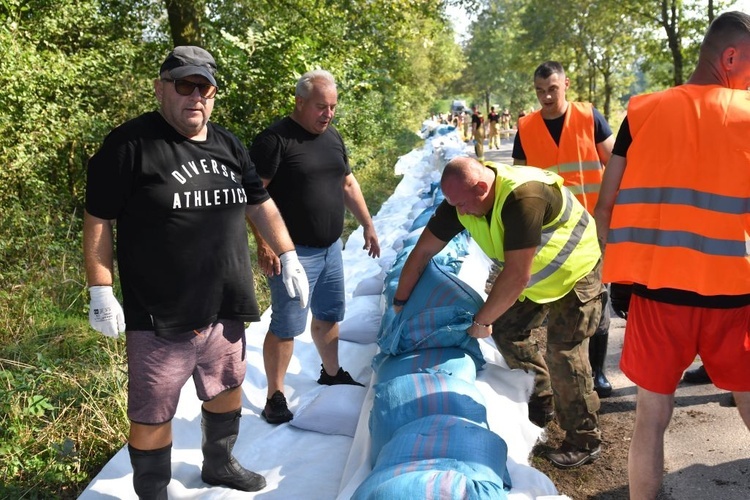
top-left (409, 206), bottom-right (437, 232)
top-left (369, 371), bottom-right (487, 464)
top-left (371, 347), bottom-right (478, 384)
top-left (375, 414), bottom-right (512, 490)
top-left (378, 260), bottom-right (486, 368)
top-left (351, 458), bottom-right (509, 500)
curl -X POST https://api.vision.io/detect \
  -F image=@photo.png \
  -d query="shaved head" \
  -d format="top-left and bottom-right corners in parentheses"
top-left (690, 11), bottom-right (750, 88)
top-left (441, 157), bottom-right (495, 217)
top-left (441, 156), bottom-right (485, 192)
top-left (700, 11), bottom-right (750, 58)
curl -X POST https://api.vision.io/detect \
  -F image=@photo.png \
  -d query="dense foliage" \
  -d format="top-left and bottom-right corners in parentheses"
top-left (0, 0), bottom-right (463, 496)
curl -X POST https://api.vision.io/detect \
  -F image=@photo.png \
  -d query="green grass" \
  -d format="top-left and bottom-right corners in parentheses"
top-left (0, 131), bottom-right (419, 497)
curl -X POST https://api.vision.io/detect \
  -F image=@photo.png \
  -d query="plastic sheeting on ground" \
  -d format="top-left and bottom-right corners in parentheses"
top-left (78, 124), bottom-right (568, 500)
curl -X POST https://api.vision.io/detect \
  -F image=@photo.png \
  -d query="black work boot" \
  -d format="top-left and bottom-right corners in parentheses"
top-left (528, 394), bottom-right (555, 428)
top-left (682, 364), bottom-right (712, 384)
top-left (589, 333), bottom-right (613, 398)
top-left (546, 441), bottom-right (601, 469)
top-left (201, 408), bottom-right (267, 492)
top-left (129, 443), bottom-right (171, 500)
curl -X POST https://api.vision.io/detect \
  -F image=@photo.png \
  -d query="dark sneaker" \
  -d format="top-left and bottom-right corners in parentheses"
top-left (682, 364), bottom-right (711, 384)
top-left (261, 391), bottom-right (293, 424)
top-left (528, 396), bottom-right (555, 428)
top-left (317, 365), bottom-right (365, 387)
top-left (546, 441), bottom-right (601, 469)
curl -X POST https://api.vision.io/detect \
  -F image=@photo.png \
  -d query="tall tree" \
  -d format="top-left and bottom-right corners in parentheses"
top-left (625, 0), bottom-right (731, 87)
top-left (460, 0), bottom-right (537, 115)
top-left (164, 0), bottom-right (204, 45)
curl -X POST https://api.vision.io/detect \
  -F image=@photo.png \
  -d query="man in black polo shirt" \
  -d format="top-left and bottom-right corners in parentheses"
top-left (249, 70), bottom-right (380, 424)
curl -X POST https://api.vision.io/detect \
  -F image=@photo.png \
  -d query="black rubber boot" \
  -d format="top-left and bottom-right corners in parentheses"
top-left (201, 408), bottom-right (267, 492)
top-left (683, 364), bottom-right (712, 384)
top-left (589, 333), bottom-right (613, 398)
top-left (129, 443), bottom-right (171, 500)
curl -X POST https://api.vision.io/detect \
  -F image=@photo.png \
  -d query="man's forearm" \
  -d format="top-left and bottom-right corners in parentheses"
top-left (343, 175), bottom-right (374, 229)
top-left (474, 247), bottom-right (535, 325)
top-left (83, 210), bottom-right (115, 287)
top-left (475, 267), bottom-right (527, 325)
top-left (594, 154), bottom-right (627, 248)
top-left (245, 200), bottom-right (295, 256)
top-left (246, 214), bottom-right (270, 250)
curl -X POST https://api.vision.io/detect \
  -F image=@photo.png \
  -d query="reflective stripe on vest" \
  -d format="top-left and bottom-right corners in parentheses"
top-left (529, 188), bottom-right (593, 287)
top-left (458, 163), bottom-right (601, 303)
top-left (518, 102), bottom-right (603, 214)
top-left (611, 186), bottom-right (748, 258)
top-left (602, 85), bottom-right (750, 296)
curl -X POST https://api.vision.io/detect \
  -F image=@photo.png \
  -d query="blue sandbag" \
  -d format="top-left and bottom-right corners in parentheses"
top-left (409, 206), bottom-right (437, 232)
top-left (351, 458), bottom-right (509, 500)
top-left (369, 371), bottom-right (487, 464)
top-left (378, 260), bottom-right (485, 368)
top-left (371, 347), bottom-right (477, 384)
top-left (375, 414), bottom-right (512, 490)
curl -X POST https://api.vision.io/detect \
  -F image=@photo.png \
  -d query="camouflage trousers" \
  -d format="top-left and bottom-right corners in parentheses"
top-left (490, 263), bottom-right (604, 449)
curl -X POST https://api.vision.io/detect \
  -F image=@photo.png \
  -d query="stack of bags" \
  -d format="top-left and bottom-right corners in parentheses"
top-left (351, 185), bottom-right (513, 499)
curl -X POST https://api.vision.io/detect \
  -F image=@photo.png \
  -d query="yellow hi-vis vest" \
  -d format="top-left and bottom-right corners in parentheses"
top-left (458, 163), bottom-right (601, 303)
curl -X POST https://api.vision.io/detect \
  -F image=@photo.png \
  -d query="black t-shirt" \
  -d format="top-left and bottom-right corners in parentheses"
top-left (488, 112), bottom-right (499, 124)
top-left (250, 117), bottom-right (352, 247)
top-left (427, 181), bottom-right (563, 251)
top-left (611, 116), bottom-right (632, 156)
top-left (86, 111), bottom-right (270, 334)
top-left (512, 106), bottom-right (612, 160)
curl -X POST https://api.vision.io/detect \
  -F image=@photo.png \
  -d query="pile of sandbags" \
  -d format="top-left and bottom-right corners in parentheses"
top-left (352, 188), bottom-right (513, 500)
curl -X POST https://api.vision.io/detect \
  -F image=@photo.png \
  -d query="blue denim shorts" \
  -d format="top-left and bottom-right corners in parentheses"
top-left (268, 240), bottom-right (346, 338)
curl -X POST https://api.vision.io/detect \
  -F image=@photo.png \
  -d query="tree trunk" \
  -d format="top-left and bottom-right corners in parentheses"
top-left (164, 0), bottom-right (204, 46)
top-left (603, 76), bottom-right (612, 122)
top-left (661, 0), bottom-right (683, 86)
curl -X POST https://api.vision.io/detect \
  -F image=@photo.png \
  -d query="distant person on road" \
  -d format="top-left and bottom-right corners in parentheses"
top-left (594, 11), bottom-right (750, 498)
top-left (471, 105), bottom-right (485, 160)
top-left (84, 46), bottom-right (309, 497)
top-left (500, 107), bottom-right (512, 138)
top-left (463, 110), bottom-right (471, 142)
top-left (513, 60), bottom-right (615, 399)
top-left (249, 70), bottom-right (380, 425)
top-left (488, 106), bottom-right (500, 149)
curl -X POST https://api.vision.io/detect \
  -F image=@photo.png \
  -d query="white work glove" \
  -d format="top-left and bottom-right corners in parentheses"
top-left (88, 286), bottom-right (125, 338)
top-left (279, 251), bottom-right (309, 309)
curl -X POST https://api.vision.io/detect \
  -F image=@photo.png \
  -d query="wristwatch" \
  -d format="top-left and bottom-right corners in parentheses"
top-left (393, 297), bottom-right (408, 307)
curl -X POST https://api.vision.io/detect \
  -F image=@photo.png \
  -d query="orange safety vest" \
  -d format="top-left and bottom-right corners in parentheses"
top-left (518, 102), bottom-right (603, 214)
top-left (602, 85), bottom-right (750, 296)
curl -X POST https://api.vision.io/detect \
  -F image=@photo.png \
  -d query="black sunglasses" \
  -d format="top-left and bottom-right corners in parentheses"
top-left (161, 78), bottom-right (217, 99)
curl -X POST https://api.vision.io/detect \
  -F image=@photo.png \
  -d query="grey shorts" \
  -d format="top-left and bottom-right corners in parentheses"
top-left (126, 319), bottom-right (246, 425)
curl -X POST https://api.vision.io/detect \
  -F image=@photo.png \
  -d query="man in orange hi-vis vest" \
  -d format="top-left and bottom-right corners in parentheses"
top-left (513, 61), bottom-right (615, 400)
top-left (595, 11), bottom-right (750, 499)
